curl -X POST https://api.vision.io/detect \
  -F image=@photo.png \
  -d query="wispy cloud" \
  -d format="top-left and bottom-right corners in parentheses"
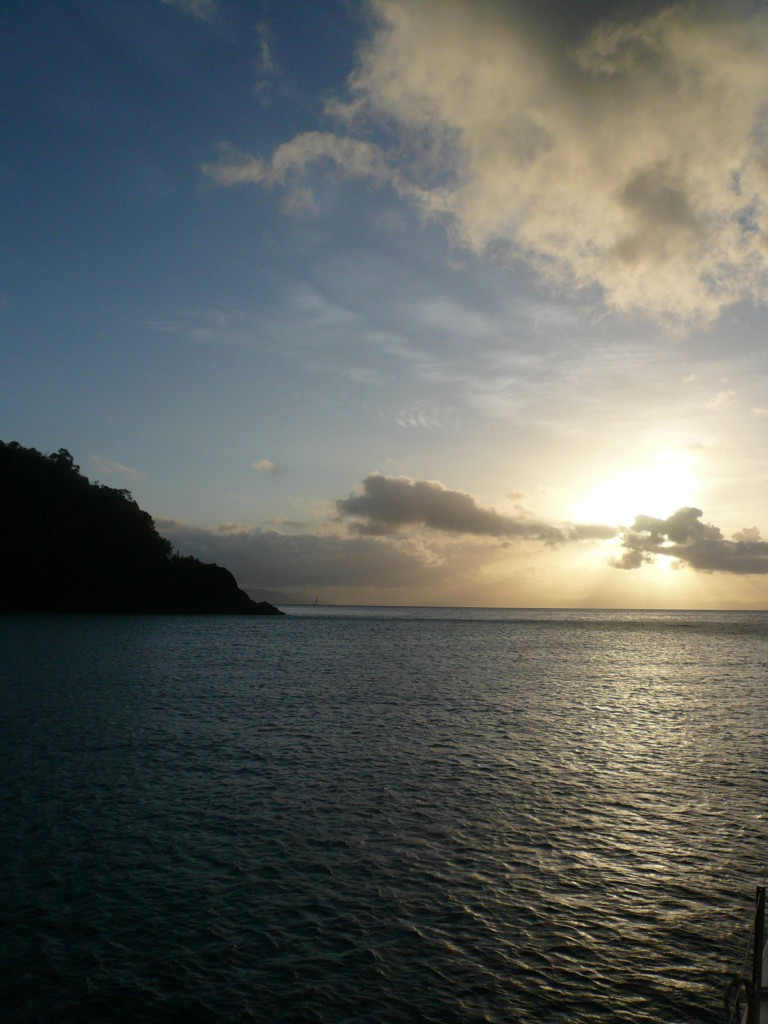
top-left (253, 19), bottom-right (277, 102)
top-left (203, 133), bottom-right (388, 190)
top-left (206, 1), bottom-right (768, 328)
top-left (87, 455), bottom-right (143, 482)
top-left (145, 307), bottom-right (257, 348)
top-left (159, 0), bottom-right (217, 21)
top-left (706, 388), bottom-right (736, 410)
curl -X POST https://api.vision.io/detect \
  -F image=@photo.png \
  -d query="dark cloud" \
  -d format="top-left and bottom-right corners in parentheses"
top-left (569, 523), bottom-right (620, 541)
top-left (337, 473), bottom-right (615, 544)
top-left (158, 493), bottom-right (768, 609)
top-left (157, 473), bottom-right (619, 601)
top-left (612, 507), bottom-right (768, 574)
top-left (156, 518), bottom-right (447, 594)
top-left (504, 0), bottom-right (674, 49)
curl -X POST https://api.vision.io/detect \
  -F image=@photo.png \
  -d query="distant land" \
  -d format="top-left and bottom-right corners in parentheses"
top-left (0, 441), bottom-right (283, 615)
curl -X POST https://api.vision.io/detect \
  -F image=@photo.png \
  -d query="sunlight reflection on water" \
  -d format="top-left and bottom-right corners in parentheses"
top-left (2, 609), bottom-right (767, 1023)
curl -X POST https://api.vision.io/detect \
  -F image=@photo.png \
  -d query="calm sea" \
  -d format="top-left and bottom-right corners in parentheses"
top-left (2, 608), bottom-right (768, 1023)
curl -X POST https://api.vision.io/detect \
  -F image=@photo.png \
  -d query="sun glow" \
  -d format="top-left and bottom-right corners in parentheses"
top-left (570, 451), bottom-right (698, 528)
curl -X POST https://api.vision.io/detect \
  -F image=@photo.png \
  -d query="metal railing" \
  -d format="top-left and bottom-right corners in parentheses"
top-left (726, 886), bottom-right (766, 1024)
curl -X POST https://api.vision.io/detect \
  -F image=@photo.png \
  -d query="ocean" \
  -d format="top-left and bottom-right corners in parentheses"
top-left (2, 608), bottom-right (767, 1023)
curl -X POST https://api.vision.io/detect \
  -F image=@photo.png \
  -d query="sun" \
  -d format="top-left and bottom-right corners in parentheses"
top-left (569, 450), bottom-right (698, 528)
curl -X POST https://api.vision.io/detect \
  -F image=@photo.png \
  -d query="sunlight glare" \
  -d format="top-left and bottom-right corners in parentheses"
top-left (570, 451), bottom-right (697, 528)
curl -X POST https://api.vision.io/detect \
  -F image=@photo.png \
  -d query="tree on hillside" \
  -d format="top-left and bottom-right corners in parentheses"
top-left (0, 441), bottom-right (282, 614)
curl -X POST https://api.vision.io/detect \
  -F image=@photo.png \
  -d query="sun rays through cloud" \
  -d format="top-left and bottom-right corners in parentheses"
top-left (3, 0), bottom-right (768, 607)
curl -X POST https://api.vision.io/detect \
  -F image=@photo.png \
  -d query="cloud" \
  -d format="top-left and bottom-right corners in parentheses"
top-left (254, 19), bottom-right (277, 99)
top-left (147, 307), bottom-right (255, 347)
top-left (157, 471), bottom-right (618, 603)
top-left (207, 1), bottom-right (768, 327)
top-left (252, 459), bottom-right (281, 474)
top-left (159, 0), bottom-right (217, 20)
top-left (337, 472), bottom-right (615, 543)
top-left (612, 507), bottom-right (768, 574)
top-left (157, 518), bottom-right (447, 594)
top-left (203, 133), bottom-right (387, 189)
top-left (87, 455), bottom-right (143, 481)
top-left (706, 388), bottom-right (736, 409)
top-left (157, 491), bottom-right (768, 608)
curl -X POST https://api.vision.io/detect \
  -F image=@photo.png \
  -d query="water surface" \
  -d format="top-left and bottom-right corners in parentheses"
top-left (2, 609), bottom-right (767, 1022)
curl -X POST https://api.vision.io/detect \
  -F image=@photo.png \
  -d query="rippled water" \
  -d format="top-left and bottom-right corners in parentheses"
top-left (2, 609), bottom-right (768, 1022)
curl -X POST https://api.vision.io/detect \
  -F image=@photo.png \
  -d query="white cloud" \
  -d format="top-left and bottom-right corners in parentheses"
top-left (207, 1), bottom-right (768, 328)
top-left (252, 459), bottom-right (281, 474)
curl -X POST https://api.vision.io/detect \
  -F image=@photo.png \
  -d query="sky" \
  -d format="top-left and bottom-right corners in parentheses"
top-left (3, 0), bottom-right (768, 608)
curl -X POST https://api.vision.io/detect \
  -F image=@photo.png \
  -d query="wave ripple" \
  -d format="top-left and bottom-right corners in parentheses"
top-left (2, 610), bottom-right (767, 1022)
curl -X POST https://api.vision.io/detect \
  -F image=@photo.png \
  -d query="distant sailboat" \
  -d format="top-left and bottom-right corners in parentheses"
top-left (313, 595), bottom-right (318, 606)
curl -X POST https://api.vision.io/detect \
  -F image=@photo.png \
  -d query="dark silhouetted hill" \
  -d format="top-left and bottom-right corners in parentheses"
top-left (0, 441), bottom-right (283, 615)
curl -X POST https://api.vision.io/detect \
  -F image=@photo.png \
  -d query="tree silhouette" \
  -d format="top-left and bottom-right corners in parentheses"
top-left (0, 441), bottom-right (282, 614)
